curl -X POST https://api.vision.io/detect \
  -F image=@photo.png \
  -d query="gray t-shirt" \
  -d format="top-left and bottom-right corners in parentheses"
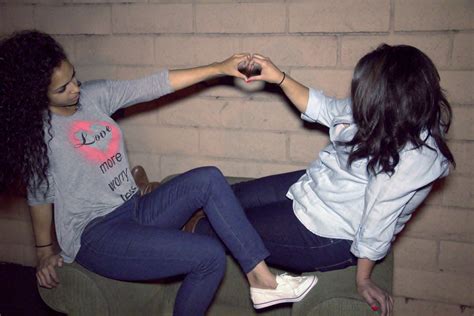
top-left (27, 71), bottom-right (173, 263)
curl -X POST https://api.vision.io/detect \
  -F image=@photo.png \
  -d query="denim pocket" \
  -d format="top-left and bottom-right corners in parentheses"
top-left (309, 238), bottom-right (357, 272)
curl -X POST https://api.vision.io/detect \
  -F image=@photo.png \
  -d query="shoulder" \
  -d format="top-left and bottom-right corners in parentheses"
top-left (79, 79), bottom-right (111, 106)
top-left (402, 134), bottom-right (443, 160)
top-left (398, 135), bottom-right (450, 177)
top-left (81, 79), bottom-right (108, 96)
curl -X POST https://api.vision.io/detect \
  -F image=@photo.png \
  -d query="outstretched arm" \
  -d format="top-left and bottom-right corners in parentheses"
top-left (248, 54), bottom-right (309, 113)
top-left (356, 258), bottom-right (394, 316)
top-left (168, 53), bottom-right (250, 91)
top-left (30, 203), bottom-right (63, 288)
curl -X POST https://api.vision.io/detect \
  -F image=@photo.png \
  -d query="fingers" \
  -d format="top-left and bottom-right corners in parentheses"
top-left (362, 293), bottom-right (378, 313)
top-left (36, 258), bottom-right (62, 288)
top-left (245, 75), bottom-right (263, 83)
top-left (37, 268), bottom-right (57, 288)
top-left (228, 52), bottom-right (281, 83)
top-left (252, 53), bottom-right (267, 60)
top-left (231, 52), bottom-right (268, 65)
top-left (372, 291), bottom-right (393, 316)
top-left (233, 52), bottom-right (251, 58)
top-left (232, 53), bottom-right (252, 80)
top-left (48, 264), bottom-right (60, 284)
top-left (236, 54), bottom-right (252, 68)
top-left (357, 278), bottom-right (394, 316)
top-left (360, 284), bottom-right (392, 316)
top-left (387, 294), bottom-right (394, 315)
top-left (375, 297), bottom-right (386, 315)
top-left (250, 55), bottom-right (266, 67)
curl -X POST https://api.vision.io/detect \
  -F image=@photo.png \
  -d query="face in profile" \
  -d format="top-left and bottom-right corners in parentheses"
top-left (47, 60), bottom-right (81, 112)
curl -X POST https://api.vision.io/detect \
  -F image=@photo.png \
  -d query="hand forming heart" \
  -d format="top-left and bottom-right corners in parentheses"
top-left (237, 60), bottom-right (262, 79)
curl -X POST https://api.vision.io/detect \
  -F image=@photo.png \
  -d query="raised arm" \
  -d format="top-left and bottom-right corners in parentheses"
top-left (168, 53), bottom-right (250, 91)
top-left (30, 203), bottom-right (63, 288)
top-left (249, 54), bottom-right (309, 113)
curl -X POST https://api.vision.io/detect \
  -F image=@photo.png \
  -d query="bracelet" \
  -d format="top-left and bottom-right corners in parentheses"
top-left (35, 242), bottom-right (53, 248)
top-left (278, 72), bottom-right (286, 86)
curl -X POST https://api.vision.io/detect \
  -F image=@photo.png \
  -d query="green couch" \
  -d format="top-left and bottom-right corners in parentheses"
top-left (38, 172), bottom-right (393, 316)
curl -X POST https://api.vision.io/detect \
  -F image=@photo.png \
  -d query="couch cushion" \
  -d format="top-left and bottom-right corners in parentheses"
top-left (0, 194), bottom-right (37, 266)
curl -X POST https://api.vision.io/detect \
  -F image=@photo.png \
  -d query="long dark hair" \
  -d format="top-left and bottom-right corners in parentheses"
top-left (347, 44), bottom-right (455, 175)
top-left (0, 30), bottom-right (67, 193)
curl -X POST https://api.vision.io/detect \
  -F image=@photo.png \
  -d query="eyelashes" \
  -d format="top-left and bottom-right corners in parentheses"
top-left (56, 78), bottom-right (81, 94)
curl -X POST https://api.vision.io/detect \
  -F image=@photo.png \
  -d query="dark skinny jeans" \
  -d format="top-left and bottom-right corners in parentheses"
top-left (195, 170), bottom-right (357, 273)
top-left (76, 166), bottom-right (270, 316)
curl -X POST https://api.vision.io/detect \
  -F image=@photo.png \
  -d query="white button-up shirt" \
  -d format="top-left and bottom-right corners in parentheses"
top-left (287, 88), bottom-right (450, 261)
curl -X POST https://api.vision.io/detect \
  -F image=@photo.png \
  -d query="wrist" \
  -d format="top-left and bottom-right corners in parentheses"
top-left (37, 249), bottom-right (54, 259)
top-left (277, 72), bottom-right (286, 86)
top-left (356, 275), bottom-right (371, 285)
top-left (35, 242), bottom-right (53, 248)
top-left (36, 244), bottom-right (56, 258)
top-left (210, 62), bottom-right (224, 76)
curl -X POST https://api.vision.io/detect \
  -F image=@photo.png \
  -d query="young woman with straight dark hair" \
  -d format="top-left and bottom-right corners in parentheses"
top-left (194, 44), bottom-right (455, 316)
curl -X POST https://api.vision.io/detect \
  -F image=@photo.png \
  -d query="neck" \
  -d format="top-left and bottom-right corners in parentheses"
top-left (49, 104), bottom-right (78, 116)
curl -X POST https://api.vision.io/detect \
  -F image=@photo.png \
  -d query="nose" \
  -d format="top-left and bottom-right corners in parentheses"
top-left (71, 79), bottom-right (81, 93)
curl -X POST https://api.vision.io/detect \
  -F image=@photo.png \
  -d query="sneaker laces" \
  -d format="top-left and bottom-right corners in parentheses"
top-left (278, 273), bottom-right (307, 287)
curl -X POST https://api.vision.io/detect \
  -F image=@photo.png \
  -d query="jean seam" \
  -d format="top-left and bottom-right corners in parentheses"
top-left (313, 258), bottom-right (354, 270)
top-left (133, 183), bottom-right (206, 225)
top-left (80, 248), bottom-right (206, 263)
top-left (263, 238), bottom-right (346, 250)
top-left (208, 195), bottom-right (268, 272)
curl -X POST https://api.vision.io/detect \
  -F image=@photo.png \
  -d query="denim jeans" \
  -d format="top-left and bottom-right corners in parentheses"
top-left (75, 166), bottom-right (269, 316)
top-left (195, 170), bottom-right (357, 273)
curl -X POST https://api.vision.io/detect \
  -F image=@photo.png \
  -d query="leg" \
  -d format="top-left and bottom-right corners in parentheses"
top-left (132, 167), bottom-right (317, 309)
top-left (134, 166), bottom-right (270, 273)
top-left (76, 202), bottom-right (226, 316)
top-left (196, 199), bottom-right (356, 273)
top-left (247, 200), bottom-right (357, 272)
top-left (231, 170), bottom-right (305, 209)
top-left (183, 169), bottom-right (304, 234)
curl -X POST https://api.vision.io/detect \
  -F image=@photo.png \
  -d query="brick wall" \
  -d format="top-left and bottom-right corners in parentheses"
top-left (1, 0), bottom-right (472, 315)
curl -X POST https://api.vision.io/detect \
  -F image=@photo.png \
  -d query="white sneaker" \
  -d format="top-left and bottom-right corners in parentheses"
top-left (250, 273), bottom-right (318, 309)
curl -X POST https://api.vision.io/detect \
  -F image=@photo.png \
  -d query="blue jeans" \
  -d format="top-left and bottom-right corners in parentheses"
top-left (195, 170), bottom-right (357, 273)
top-left (76, 166), bottom-right (270, 316)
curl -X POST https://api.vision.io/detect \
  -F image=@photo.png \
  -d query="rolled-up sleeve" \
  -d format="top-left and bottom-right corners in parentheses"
top-left (301, 88), bottom-right (351, 127)
top-left (350, 146), bottom-right (449, 260)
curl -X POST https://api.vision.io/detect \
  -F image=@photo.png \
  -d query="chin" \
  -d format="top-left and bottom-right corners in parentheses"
top-left (70, 99), bottom-right (80, 107)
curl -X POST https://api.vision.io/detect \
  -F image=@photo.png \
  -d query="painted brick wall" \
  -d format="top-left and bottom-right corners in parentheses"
top-left (1, 1), bottom-right (472, 315)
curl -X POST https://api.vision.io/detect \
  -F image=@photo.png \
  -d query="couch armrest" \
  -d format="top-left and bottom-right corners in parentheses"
top-left (38, 262), bottom-right (165, 316)
top-left (38, 263), bottom-right (109, 315)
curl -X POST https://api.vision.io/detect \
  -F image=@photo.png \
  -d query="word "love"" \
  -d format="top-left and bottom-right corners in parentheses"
top-left (75, 125), bottom-right (112, 148)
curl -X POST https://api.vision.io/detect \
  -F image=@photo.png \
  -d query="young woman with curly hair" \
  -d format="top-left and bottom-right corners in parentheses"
top-left (0, 30), bottom-right (318, 316)
top-left (194, 44), bottom-right (456, 316)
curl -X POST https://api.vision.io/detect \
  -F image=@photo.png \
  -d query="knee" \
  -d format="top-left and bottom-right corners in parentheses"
top-left (191, 166), bottom-right (225, 187)
top-left (195, 239), bottom-right (226, 277)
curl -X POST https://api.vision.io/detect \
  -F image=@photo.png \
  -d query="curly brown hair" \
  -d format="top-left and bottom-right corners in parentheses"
top-left (0, 30), bottom-right (67, 194)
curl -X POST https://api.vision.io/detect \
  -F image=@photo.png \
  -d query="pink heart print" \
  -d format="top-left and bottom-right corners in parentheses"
top-left (69, 121), bottom-right (121, 162)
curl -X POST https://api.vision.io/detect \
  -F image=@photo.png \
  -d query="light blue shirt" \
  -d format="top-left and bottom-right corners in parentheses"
top-left (287, 88), bottom-right (450, 261)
